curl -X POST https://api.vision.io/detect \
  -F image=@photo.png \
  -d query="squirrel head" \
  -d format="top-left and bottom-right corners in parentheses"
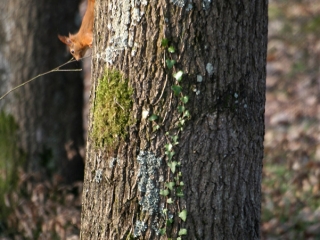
top-left (58, 34), bottom-right (89, 61)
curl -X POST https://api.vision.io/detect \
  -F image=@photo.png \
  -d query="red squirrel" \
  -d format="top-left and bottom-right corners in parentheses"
top-left (58, 0), bottom-right (95, 60)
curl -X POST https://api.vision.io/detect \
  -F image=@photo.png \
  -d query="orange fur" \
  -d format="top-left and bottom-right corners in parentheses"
top-left (58, 0), bottom-right (95, 60)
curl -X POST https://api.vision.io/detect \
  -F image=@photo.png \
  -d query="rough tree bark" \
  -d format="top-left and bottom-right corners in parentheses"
top-left (0, 0), bottom-right (85, 183)
top-left (81, 0), bottom-right (267, 239)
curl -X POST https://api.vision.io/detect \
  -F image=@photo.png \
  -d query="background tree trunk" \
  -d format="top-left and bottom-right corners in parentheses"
top-left (81, 0), bottom-right (267, 239)
top-left (0, 0), bottom-right (85, 183)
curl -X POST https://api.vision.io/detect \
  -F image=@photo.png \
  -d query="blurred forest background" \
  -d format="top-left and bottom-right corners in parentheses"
top-left (262, 0), bottom-right (320, 239)
top-left (0, 0), bottom-right (320, 239)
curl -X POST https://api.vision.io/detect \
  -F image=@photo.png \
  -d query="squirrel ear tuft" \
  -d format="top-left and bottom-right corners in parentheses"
top-left (58, 35), bottom-right (72, 46)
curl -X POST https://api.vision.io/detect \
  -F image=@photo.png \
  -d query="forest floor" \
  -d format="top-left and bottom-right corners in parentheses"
top-left (262, 0), bottom-right (320, 239)
top-left (1, 0), bottom-right (320, 239)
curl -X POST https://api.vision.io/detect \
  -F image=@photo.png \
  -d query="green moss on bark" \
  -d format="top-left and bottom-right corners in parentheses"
top-left (92, 69), bottom-right (134, 148)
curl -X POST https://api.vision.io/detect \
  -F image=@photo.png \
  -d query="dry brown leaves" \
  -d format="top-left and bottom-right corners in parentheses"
top-left (262, 0), bottom-right (320, 239)
top-left (1, 169), bottom-right (82, 240)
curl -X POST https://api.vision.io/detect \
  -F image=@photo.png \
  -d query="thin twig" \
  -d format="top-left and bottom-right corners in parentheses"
top-left (114, 97), bottom-right (125, 110)
top-left (0, 56), bottom-right (90, 101)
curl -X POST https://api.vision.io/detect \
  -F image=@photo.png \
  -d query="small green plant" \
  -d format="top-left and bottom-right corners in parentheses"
top-left (149, 39), bottom-right (190, 239)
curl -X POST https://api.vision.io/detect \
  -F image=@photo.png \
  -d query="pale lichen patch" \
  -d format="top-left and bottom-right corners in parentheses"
top-left (97, 0), bottom-right (148, 63)
top-left (94, 169), bottom-right (103, 183)
top-left (133, 220), bottom-right (147, 237)
top-left (109, 157), bottom-right (118, 168)
top-left (186, 3), bottom-right (193, 11)
top-left (170, 0), bottom-right (186, 7)
top-left (206, 62), bottom-right (214, 76)
top-left (137, 151), bottom-right (162, 214)
top-left (202, 0), bottom-right (212, 10)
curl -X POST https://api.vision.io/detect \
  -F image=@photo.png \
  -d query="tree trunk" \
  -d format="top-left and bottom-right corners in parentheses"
top-left (81, 0), bottom-right (267, 239)
top-left (0, 0), bottom-right (85, 183)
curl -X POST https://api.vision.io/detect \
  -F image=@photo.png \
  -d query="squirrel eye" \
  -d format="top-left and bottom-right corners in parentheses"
top-left (71, 50), bottom-right (75, 54)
